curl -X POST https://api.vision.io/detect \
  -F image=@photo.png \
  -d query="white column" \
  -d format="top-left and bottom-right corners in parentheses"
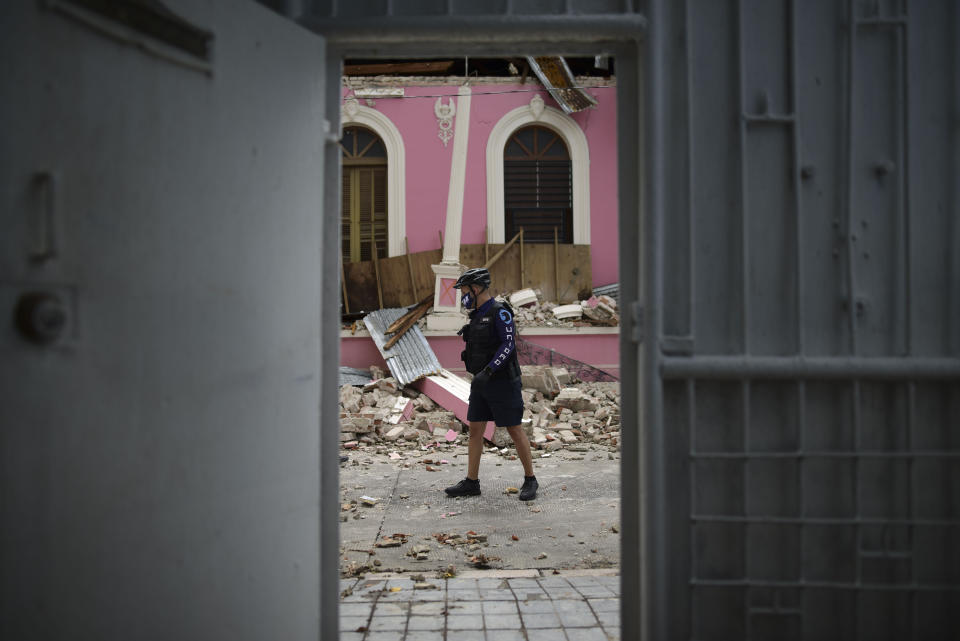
top-left (428, 85), bottom-right (472, 331)
top-left (441, 85), bottom-right (471, 265)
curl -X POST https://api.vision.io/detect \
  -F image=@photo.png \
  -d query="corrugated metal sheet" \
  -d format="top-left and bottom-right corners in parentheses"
top-left (526, 56), bottom-right (598, 114)
top-left (363, 308), bottom-right (443, 387)
top-left (592, 283), bottom-right (619, 306)
top-left (338, 366), bottom-right (372, 387)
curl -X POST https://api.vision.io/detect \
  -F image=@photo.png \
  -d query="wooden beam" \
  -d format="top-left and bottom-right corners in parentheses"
top-left (519, 227), bottom-right (525, 288)
top-left (405, 237), bottom-right (419, 304)
top-left (386, 294), bottom-right (433, 334)
top-left (344, 61), bottom-right (454, 76)
top-left (554, 228), bottom-right (562, 300)
top-left (384, 296), bottom-right (433, 350)
top-left (482, 230), bottom-right (522, 270)
top-left (484, 226), bottom-right (489, 265)
top-left (371, 239), bottom-right (383, 309)
top-left (341, 259), bottom-right (350, 315)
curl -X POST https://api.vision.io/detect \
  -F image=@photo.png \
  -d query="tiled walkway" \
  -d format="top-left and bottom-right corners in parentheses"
top-left (339, 571), bottom-right (620, 640)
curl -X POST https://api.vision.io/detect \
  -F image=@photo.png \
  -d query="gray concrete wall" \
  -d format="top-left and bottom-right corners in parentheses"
top-left (0, 2), bottom-right (326, 639)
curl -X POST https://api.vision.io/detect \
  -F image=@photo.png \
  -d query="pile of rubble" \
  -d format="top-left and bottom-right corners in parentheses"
top-left (339, 365), bottom-right (620, 453)
top-left (400, 288), bottom-right (619, 333)
top-left (507, 288), bottom-right (619, 328)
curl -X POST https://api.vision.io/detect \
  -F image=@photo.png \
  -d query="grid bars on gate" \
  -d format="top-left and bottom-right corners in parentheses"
top-left (687, 375), bottom-right (960, 641)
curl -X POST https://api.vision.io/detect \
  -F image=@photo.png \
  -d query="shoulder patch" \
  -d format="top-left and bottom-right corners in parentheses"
top-left (498, 308), bottom-right (513, 324)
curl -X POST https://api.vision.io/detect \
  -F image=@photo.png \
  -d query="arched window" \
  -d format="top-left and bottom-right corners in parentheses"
top-left (485, 99), bottom-right (590, 245)
top-left (503, 125), bottom-right (573, 243)
top-left (340, 126), bottom-right (387, 262)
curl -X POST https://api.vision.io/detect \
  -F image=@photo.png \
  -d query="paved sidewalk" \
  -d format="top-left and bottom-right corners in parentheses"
top-left (340, 446), bottom-right (620, 575)
top-left (339, 570), bottom-right (620, 641)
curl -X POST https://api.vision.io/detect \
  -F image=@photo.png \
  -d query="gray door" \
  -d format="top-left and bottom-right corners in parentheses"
top-left (645, 0), bottom-right (960, 638)
top-left (0, 2), bottom-right (328, 639)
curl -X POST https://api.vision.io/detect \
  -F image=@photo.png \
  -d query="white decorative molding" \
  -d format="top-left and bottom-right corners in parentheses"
top-left (354, 87), bottom-right (404, 98)
top-left (341, 100), bottom-right (405, 257)
top-left (343, 97), bottom-right (359, 119)
top-left (529, 94), bottom-right (545, 120)
top-left (434, 96), bottom-right (456, 146)
top-left (485, 100), bottom-right (591, 245)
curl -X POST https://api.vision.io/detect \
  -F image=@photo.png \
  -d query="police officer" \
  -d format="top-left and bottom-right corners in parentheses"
top-left (444, 267), bottom-right (538, 501)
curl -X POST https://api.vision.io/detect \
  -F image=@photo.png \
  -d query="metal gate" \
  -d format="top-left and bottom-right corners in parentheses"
top-left (646, 0), bottom-right (960, 638)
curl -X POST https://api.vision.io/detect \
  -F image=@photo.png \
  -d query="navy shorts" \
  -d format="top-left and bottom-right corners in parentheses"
top-left (467, 377), bottom-right (524, 427)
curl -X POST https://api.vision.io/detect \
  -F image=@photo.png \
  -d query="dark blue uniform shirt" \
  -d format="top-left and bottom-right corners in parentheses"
top-left (473, 298), bottom-right (516, 374)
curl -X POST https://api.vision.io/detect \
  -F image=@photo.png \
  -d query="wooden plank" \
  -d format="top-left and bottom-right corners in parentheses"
top-left (405, 237), bottom-right (419, 304)
top-left (519, 228), bottom-right (525, 288)
top-left (557, 244), bottom-right (593, 302)
top-left (342, 260), bottom-right (379, 313)
top-left (377, 253), bottom-right (416, 308)
top-left (482, 230), bottom-right (522, 270)
top-left (383, 297), bottom-right (433, 350)
top-left (386, 295), bottom-right (433, 333)
top-left (554, 227), bottom-right (560, 302)
top-left (371, 239), bottom-right (383, 309)
top-left (339, 243), bottom-right (592, 315)
top-left (462, 243), bottom-right (521, 296)
top-left (517, 242), bottom-right (558, 301)
top-left (341, 260), bottom-right (350, 314)
top-left (344, 60), bottom-right (454, 76)
top-left (410, 249), bottom-right (442, 304)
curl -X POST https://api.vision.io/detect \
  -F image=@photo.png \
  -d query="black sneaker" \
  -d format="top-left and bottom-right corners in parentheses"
top-left (445, 477), bottom-right (481, 497)
top-left (519, 476), bottom-right (538, 501)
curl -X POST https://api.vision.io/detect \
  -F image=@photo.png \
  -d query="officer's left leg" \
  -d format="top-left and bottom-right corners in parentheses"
top-left (506, 425), bottom-right (534, 477)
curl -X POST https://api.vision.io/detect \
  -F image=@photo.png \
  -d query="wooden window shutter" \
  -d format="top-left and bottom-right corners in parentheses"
top-left (504, 126), bottom-right (573, 243)
top-left (340, 126), bottom-right (388, 263)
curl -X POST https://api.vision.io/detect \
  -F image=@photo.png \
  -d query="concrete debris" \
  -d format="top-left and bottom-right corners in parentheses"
top-left (554, 387), bottom-right (600, 412)
top-left (509, 288), bottom-right (538, 307)
top-left (375, 536), bottom-right (405, 548)
top-left (551, 304), bottom-right (583, 321)
top-left (520, 366), bottom-right (564, 398)
top-left (383, 425), bottom-right (406, 441)
top-left (339, 367), bottom-right (620, 455)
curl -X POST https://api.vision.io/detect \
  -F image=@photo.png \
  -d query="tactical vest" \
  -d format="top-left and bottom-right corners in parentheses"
top-left (461, 300), bottom-right (521, 380)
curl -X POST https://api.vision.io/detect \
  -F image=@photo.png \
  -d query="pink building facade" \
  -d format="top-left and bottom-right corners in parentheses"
top-left (340, 76), bottom-right (620, 376)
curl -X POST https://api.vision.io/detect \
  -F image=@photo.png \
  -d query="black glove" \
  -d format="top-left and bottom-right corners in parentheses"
top-left (472, 366), bottom-right (493, 387)
top-left (457, 324), bottom-right (470, 340)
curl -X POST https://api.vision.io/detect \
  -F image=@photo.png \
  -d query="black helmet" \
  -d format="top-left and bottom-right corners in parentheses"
top-left (454, 267), bottom-right (491, 290)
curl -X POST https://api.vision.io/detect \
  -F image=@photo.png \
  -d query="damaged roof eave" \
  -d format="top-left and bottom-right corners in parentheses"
top-left (526, 56), bottom-right (598, 114)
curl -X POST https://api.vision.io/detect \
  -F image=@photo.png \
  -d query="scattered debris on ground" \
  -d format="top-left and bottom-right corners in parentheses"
top-left (338, 366), bottom-right (620, 456)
